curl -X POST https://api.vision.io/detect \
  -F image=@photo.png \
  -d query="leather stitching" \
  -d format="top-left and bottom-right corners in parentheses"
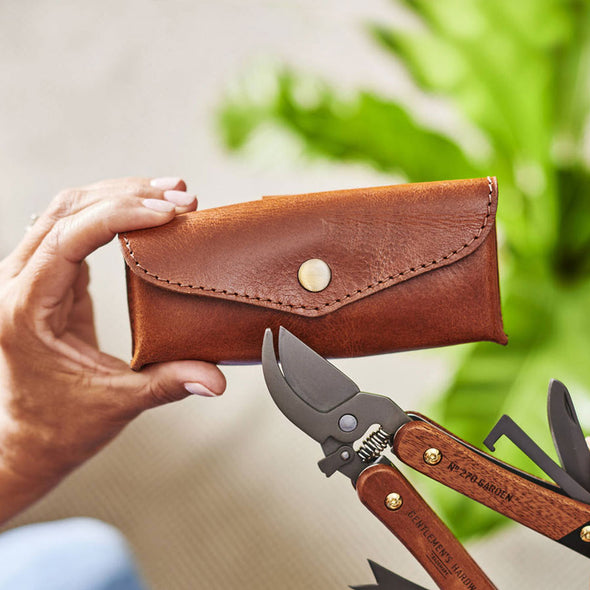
top-left (122, 176), bottom-right (494, 311)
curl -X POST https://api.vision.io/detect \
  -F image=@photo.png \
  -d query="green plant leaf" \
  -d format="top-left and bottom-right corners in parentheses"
top-left (219, 70), bottom-right (479, 182)
top-left (554, 167), bottom-right (590, 280)
top-left (370, 3), bottom-right (560, 163)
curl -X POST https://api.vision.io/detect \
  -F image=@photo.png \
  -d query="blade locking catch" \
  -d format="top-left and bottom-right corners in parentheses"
top-left (318, 445), bottom-right (356, 477)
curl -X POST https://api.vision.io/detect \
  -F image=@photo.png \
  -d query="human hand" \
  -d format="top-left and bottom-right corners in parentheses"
top-left (0, 177), bottom-right (226, 522)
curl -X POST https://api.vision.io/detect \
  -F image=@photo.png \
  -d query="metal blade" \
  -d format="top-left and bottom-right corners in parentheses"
top-left (548, 379), bottom-right (590, 491)
top-left (278, 326), bottom-right (360, 412)
top-left (261, 328), bottom-right (329, 442)
top-left (262, 327), bottom-right (410, 482)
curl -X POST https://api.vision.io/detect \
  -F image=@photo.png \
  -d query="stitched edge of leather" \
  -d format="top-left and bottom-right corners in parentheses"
top-left (121, 176), bottom-right (494, 313)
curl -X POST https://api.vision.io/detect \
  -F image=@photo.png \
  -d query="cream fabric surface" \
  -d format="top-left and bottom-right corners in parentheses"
top-left (0, 1), bottom-right (588, 588)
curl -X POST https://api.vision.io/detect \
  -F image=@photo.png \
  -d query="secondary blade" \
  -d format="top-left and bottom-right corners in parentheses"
top-left (350, 560), bottom-right (428, 590)
top-left (548, 379), bottom-right (590, 492)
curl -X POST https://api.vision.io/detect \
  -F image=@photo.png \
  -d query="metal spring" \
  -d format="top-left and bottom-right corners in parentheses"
top-left (357, 427), bottom-right (391, 463)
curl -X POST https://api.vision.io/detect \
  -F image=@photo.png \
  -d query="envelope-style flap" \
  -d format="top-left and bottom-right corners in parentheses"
top-left (120, 177), bottom-right (498, 318)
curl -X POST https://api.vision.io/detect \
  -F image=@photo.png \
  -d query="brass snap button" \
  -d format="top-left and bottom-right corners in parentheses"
top-left (298, 258), bottom-right (331, 292)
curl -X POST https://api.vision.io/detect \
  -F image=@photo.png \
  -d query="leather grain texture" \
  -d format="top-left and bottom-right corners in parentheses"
top-left (120, 177), bottom-right (507, 368)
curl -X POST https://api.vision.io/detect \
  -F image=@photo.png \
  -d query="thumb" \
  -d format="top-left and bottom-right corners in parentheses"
top-left (131, 360), bottom-right (227, 409)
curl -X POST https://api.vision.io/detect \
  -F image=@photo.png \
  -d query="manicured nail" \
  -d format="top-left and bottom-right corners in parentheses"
top-left (142, 198), bottom-right (175, 212)
top-left (164, 190), bottom-right (196, 206)
top-left (150, 177), bottom-right (183, 190)
top-left (184, 382), bottom-right (219, 397)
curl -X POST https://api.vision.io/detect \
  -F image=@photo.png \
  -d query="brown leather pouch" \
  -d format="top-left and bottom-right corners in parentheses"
top-left (120, 176), bottom-right (507, 369)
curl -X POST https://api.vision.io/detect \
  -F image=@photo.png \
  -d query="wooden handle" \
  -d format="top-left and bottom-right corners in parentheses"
top-left (394, 420), bottom-right (590, 543)
top-left (357, 463), bottom-right (497, 590)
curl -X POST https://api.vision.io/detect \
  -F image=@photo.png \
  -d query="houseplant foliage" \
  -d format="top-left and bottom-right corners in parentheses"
top-left (218, 0), bottom-right (590, 539)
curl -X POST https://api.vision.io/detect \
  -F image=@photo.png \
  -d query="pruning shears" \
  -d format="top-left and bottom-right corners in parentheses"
top-left (261, 327), bottom-right (590, 589)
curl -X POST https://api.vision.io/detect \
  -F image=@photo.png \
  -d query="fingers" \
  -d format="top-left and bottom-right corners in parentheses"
top-left (87, 176), bottom-right (187, 192)
top-left (21, 195), bottom-right (185, 307)
top-left (7, 177), bottom-right (194, 275)
top-left (66, 262), bottom-right (99, 347)
top-left (56, 338), bottom-right (226, 413)
top-left (121, 360), bottom-right (227, 412)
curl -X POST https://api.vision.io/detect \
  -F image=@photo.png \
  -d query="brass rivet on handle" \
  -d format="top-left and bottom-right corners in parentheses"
top-left (298, 259), bottom-right (331, 292)
top-left (580, 526), bottom-right (590, 542)
top-left (385, 492), bottom-right (403, 511)
top-left (423, 448), bottom-right (442, 465)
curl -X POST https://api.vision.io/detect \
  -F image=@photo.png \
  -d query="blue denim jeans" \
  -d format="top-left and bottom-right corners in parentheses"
top-left (0, 518), bottom-right (148, 590)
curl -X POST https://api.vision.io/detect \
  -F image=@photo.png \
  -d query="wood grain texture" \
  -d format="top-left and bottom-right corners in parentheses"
top-left (394, 420), bottom-right (590, 540)
top-left (357, 463), bottom-right (497, 590)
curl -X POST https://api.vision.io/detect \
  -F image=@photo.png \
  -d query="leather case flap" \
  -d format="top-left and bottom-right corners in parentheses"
top-left (120, 177), bottom-right (497, 318)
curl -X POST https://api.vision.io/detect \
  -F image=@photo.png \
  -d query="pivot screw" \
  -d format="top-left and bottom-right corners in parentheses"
top-left (338, 414), bottom-right (358, 432)
top-left (581, 526), bottom-right (590, 543)
top-left (385, 492), bottom-right (403, 511)
top-left (423, 448), bottom-right (442, 465)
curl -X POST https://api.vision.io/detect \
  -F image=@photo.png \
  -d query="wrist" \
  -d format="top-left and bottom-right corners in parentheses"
top-left (0, 459), bottom-right (58, 526)
top-left (0, 421), bottom-right (65, 524)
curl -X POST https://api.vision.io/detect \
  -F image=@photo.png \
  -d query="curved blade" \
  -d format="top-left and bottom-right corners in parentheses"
top-left (261, 328), bottom-right (328, 442)
top-left (548, 379), bottom-right (590, 492)
top-left (278, 326), bottom-right (359, 412)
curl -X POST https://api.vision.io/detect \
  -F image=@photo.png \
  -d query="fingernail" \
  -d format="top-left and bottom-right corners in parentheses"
top-left (142, 198), bottom-right (176, 212)
top-left (164, 190), bottom-right (196, 206)
top-left (184, 382), bottom-right (219, 397)
top-left (150, 177), bottom-right (183, 190)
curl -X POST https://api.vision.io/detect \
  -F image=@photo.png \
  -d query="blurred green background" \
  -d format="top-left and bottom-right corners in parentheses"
top-left (218, 0), bottom-right (590, 540)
